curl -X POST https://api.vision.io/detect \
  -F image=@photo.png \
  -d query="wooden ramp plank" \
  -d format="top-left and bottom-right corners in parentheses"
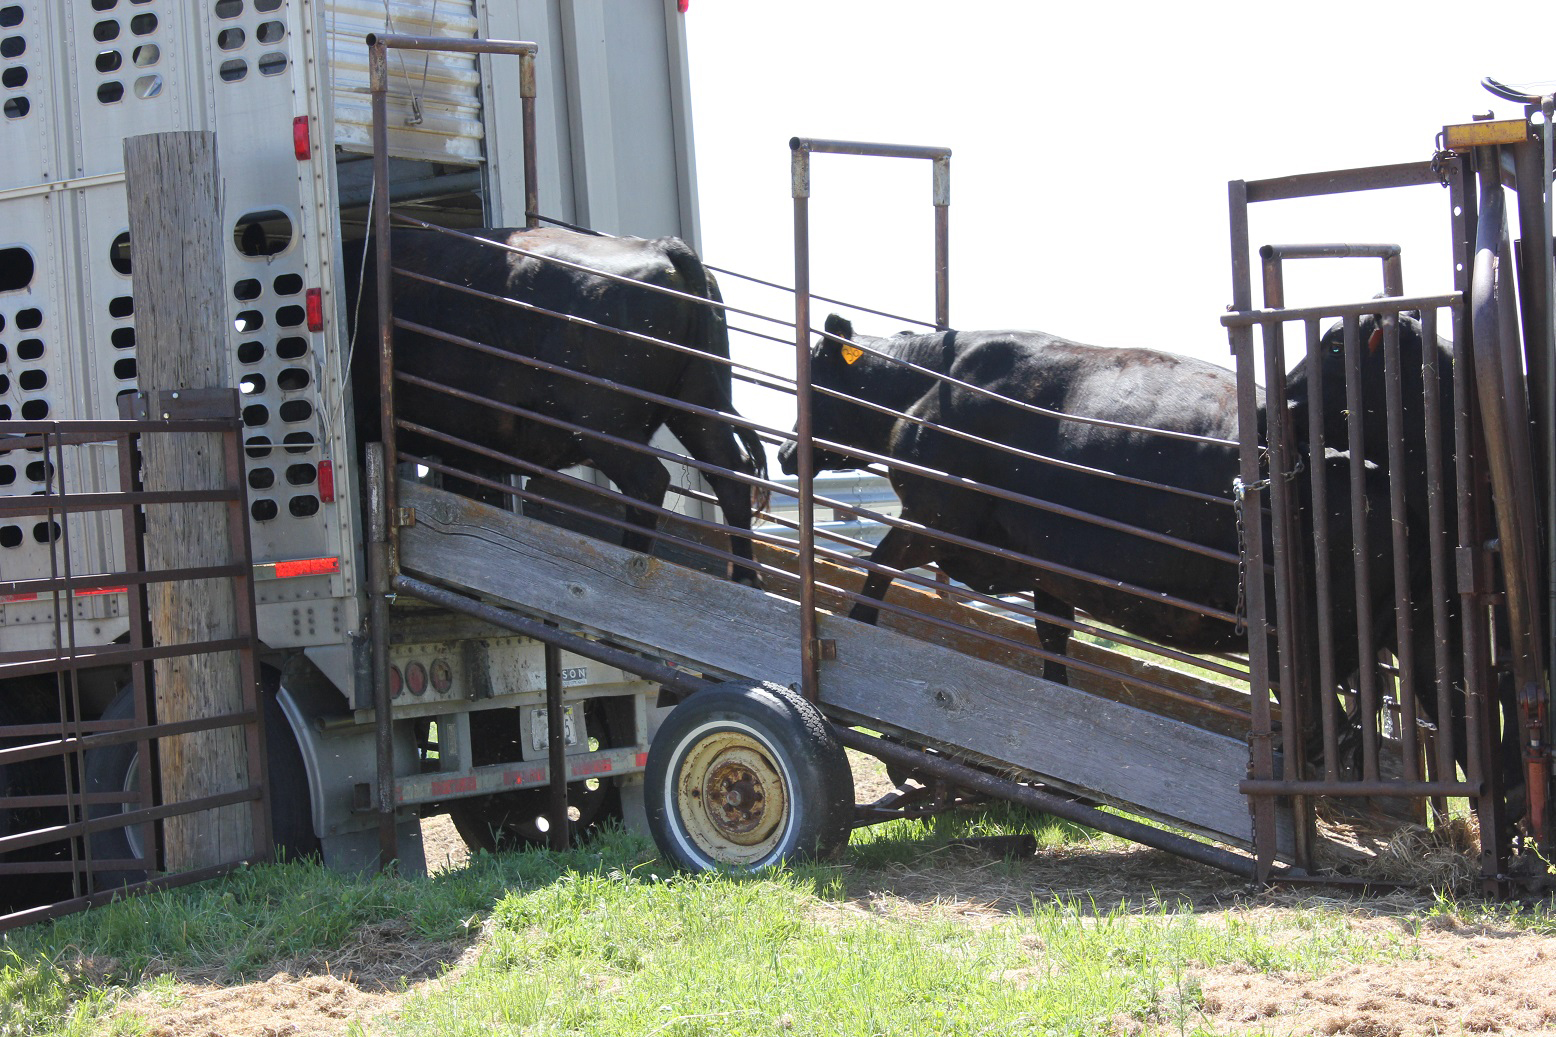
top-left (397, 481), bottom-right (1280, 852)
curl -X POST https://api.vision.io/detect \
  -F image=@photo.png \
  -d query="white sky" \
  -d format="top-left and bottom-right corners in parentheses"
top-left (682, 1), bottom-right (1553, 429)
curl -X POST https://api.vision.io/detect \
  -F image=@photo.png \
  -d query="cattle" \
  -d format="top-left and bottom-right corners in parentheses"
top-left (776, 315), bottom-right (1390, 696)
top-left (1288, 311), bottom-right (1522, 802)
top-left (352, 225), bottom-right (767, 586)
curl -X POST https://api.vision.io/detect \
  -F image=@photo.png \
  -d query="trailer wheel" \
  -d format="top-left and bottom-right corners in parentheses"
top-left (645, 682), bottom-right (852, 871)
top-left (85, 676), bottom-right (320, 890)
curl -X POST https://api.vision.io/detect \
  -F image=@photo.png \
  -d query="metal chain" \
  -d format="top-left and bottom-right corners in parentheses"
top-left (1231, 454), bottom-right (1304, 635)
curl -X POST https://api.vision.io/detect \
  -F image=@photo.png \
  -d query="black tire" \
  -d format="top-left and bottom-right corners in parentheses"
top-left (448, 699), bottom-right (622, 852)
top-left (85, 677), bottom-right (321, 890)
top-left (645, 682), bottom-right (853, 871)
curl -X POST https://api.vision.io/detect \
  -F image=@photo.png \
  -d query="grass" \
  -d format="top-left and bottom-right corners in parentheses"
top-left (0, 807), bottom-right (1527, 1037)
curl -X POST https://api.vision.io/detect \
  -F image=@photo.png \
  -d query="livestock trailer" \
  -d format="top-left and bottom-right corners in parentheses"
top-left (0, 1), bottom-right (710, 926)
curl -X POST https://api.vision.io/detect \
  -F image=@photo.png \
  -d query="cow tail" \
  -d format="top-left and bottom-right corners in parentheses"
top-left (665, 241), bottom-right (770, 493)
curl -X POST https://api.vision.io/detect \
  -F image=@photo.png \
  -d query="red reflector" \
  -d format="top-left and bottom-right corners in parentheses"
top-left (292, 115), bottom-right (310, 160)
top-left (389, 665), bottom-right (403, 699)
top-left (305, 287), bottom-right (324, 332)
top-left (0, 592), bottom-right (39, 604)
top-left (405, 661), bottom-right (427, 695)
top-left (430, 658), bottom-right (452, 694)
top-left (75, 585), bottom-right (127, 597)
top-left (274, 556), bottom-right (340, 579)
top-left (317, 459), bottom-right (336, 503)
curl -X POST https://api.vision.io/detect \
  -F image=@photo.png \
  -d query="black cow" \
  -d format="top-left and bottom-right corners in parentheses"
top-left (352, 225), bottom-right (767, 586)
top-left (777, 315), bottom-right (1391, 695)
top-left (1289, 312), bottom-right (1521, 800)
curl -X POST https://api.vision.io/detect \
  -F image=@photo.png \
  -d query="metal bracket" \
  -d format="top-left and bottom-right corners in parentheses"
top-left (393, 507), bottom-right (416, 528)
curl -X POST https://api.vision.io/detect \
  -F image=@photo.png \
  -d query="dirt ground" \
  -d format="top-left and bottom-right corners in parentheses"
top-left (112, 755), bottom-right (1556, 1037)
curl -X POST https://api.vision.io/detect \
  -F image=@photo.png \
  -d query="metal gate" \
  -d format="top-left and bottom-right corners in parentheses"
top-left (1225, 91), bottom-right (1554, 891)
top-left (0, 392), bottom-right (270, 930)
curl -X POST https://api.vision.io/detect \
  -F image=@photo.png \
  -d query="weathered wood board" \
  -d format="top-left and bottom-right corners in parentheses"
top-left (397, 480), bottom-right (1288, 854)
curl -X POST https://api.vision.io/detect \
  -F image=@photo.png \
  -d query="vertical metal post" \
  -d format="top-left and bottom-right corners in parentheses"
top-left (519, 48), bottom-right (540, 228)
top-left (365, 444), bottom-right (398, 869)
top-left (1227, 179), bottom-right (1279, 881)
top-left (545, 640), bottom-right (570, 851)
top-left (791, 142), bottom-right (819, 702)
top-left (932, 155), bottom-right (950, 331)
top-left (366, 37), bottom-right (400, 872)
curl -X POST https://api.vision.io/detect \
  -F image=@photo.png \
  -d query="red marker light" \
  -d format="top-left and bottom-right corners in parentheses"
top-left (317, 459), bottom-right (335, 503)
top-left (305, 287), bottom-right (324, 331)
top-left (405, 661), bottom-right (428, 695)
top-left (273, 556), bottom-right (339, 579)
top-left (292, 115), bottom-right (310, 160)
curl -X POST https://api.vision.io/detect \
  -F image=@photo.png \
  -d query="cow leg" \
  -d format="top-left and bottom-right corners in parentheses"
top-left (1029, 588), bottom-right (1074, 685)
top-left (588, 445), bottom-right (671, 557)
top-left (665, 411), bottom-right (764, 587)
top-left (849, 526), bottom-right (935, 626)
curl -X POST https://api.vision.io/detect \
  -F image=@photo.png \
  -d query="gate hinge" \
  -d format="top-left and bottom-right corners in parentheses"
top-left (394, 506), bottom-right (416, 528)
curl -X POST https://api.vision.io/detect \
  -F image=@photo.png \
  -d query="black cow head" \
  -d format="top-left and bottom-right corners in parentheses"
top-left (778, 313), bottom-right (883, 475)
top-left (1286, 309), bottom-right (1441, 463)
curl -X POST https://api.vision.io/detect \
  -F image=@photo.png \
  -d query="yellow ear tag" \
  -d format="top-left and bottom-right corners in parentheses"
top-left (841, 343), bottom-right (863, 365)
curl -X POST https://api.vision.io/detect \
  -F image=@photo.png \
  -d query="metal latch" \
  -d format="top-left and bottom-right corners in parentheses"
top-left (394, 506), bottom-right (416, 528)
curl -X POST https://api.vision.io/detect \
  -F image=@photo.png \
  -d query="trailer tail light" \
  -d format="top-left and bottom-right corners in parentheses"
top-left (305, 287), bottom-right (324, 331)
top-left (317, 459), bottom-right (335, 503)
top-left (293, 115), bottom-right (310, 160)
top-left (75, 585), bottom-right (127, 597)
top-left (1, 585), bottom-right (125, 604)
top-left (258, 556), bottom-right (340, 580)
top-left (0, 592), bottom-right (38, 604)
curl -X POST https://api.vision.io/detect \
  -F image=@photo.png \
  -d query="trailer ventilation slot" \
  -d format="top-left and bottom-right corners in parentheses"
top-left (0, 247), bottom-right (33, 291)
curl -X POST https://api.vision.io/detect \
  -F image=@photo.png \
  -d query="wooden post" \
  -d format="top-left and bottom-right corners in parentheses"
top-left (122, 131), bottom-right (253, 871)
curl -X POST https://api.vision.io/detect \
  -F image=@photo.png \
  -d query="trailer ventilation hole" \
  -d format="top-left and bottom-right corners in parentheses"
top-left (0, 466), bottom-right (12, 485)
top-left (1, 33), bottom-right (24, 55)
top-left (256, 20), bottom-right (284, 45)
top-left (240, 373), bottom-right (265, 395)
top-left (0, 247), bottom-right (33, 291)
top-left (244, 435), bottom-right (272, 458)
top-left (277, 367), bottom-right (309, 392)
top-left (109, 232), bottom-right (131, 274)
top-left (133, 74), bottom-right (160, 99)
top-left (242, 403), bottom-right (269, 426)
top-left (24, 460), bottom-right (49, 483)
top-left (33, 520), bottom-right (61, 543)
top-left (255, 0), bottom-right (280, 10)
top-left (285, 463), bottom-right (317, 486)
top-left (0, 404), bottom-right (10, 419)
top-left (3, 96), bottom-right (27, 118)
top-left (247, 468), bottom-right (274, 490)
top-left (236, 341), bottom-right (264, 364)
top-left (278, 399), bottom-right (311, 423)
top-left (219, 59), bottom-right (246, 82)
top-left (274, 304), bottom-right (304, 327)
top-left (282, 431), bottom-right (314, 453)
top-left (113, 357), bottom-right (136, 380)
top-left (288, 495), bottom-right (319, 518)
top-left (18, 368), bottom-right (44, 391)
top-left (90, 22), bottom-right (116, 44)
top-left (275, 336), bottom-right (307, 360)
top-left (15, 308), bottom-right (40, 329)
top-left (95, 49), bottom-right (120, 73)
top-left (16, 338), bottom-right (40, 360)
top-left (2, 66), bottom-right (24, 87)
top-left (0, 526), bottom-right (21, 548)
top-left (0, 7), bottom-right (22, 26)
top-left (111, 327), bottom-right (135, 349)
top-left (132, 43), bottom-right (157, 66)
top-left (250, 499), bottom-right (277, 522)
top-left (91, 0), bottom-right (116, 9)
top-left (234, 309), bottom-right (263, 332)
top-left (96, 81), bottom-right (123, 104)
top-left (234, 210), bottom-right (291, 256)
top-left (129, 13), bottom-right (155, 35)
top-left (0, 374), bottom-right (7, 393)
top-left (214, 0), bottom-right (243, 17)
top-left (19, 399), bottom-right (46, 419)
top-left (217, 27), bottom-right (243, 50)
top-left (257, 52), bottom-right (286, 76)
top-left (272, 273), bottom-right (302, 295)
top-left (106, 297), bottom-right (131, 319)
top-left (233, 278), bottom-right (261, 301)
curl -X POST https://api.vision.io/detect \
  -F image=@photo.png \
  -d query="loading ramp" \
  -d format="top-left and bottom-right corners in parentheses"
top-left (396, 478), bottom-right (1289, 871)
